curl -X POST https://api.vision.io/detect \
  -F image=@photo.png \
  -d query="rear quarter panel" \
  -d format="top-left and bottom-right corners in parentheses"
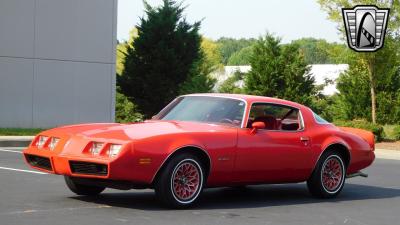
top-left (308, 123), bottom-right (374, 175)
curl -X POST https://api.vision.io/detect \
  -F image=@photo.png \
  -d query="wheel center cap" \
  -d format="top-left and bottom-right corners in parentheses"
top-left (178, 176), bottom-right (188, 185)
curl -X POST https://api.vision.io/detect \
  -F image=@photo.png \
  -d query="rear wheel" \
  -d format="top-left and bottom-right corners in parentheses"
top-left (307, 151), bottom-right (346, 198)
top-left (64, 176), bottom-right (105, 196)
top-left (155, 154), bottom-right (205, 208)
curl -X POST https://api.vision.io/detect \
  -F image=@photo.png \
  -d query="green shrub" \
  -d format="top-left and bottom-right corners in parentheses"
top-left (333, 120), bottom-right (385, 142)
top-left (393, 125), bottom-right (400, 141)
top-left (115, 91), bottom-right (143, 123)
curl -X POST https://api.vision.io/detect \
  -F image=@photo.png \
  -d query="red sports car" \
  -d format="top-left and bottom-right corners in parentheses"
top-left (23, 94), bottom-right (375, 208)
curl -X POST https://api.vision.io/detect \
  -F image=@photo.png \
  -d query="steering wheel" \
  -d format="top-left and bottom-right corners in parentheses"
top-left (219, 118), bottom-right (233, 124)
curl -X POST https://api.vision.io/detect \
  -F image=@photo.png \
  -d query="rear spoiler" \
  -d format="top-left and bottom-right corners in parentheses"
top-left (339, 127), bottom-right (375, 150)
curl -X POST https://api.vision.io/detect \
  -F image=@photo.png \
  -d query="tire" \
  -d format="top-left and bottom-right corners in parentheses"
top-left (64, 176), bottom-right (105, 196)
top-left (307, 151), bottom-right (346, 198)
top-left (154, 153), bottom-right (205, 208)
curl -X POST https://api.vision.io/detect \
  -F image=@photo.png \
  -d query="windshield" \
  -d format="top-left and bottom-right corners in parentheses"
top-left (157, 96), bottom-right (245, 127)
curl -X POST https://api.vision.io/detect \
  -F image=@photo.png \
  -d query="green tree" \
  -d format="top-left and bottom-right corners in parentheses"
top-left (179, 37), bottom-right (221, 94)
top-left (118, 0), bottom-right (201, 118)
top-left (318, 0), bottom-right (400, 123)
top-left (330, 35), bottom-right (400, 124)
top-left (115, 89), bottom-right (143, 123)
top-left (216, 37), bottom-right (256, 64)
top-left (290, 38), bottom-right (348, 64)
top-left (116, 29), bottom-right (138, 75)
top-left (336, 62), bottom-right (372, 120)
top-left (244, 33), bottom-right (315, 105)
top-left (218, 71), bottom-right (245, 94)
top-left (115, 29), bottom-right (143, 122)
top-left (199, 37), bottom-right (223, 71)
top-left (227, 45), bottom-right (253, 65)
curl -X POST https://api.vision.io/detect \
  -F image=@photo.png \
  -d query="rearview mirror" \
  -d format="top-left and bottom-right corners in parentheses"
top-left (251, 121), bottom-right (265, 134)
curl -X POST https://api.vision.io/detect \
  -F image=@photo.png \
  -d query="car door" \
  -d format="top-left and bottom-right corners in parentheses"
top-left (234, 103), bottom-right (313, 183)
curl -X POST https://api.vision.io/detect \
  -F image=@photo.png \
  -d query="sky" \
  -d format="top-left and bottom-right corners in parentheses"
top-left (117, 0), bottom-right (344, 43)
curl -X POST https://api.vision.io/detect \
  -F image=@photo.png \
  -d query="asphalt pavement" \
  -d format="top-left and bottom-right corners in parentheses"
top-left (0, 147), bottom-right (399, 225)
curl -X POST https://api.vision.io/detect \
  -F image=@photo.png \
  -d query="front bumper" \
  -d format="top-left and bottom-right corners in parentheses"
top-left (22, 135), bottom-right (139, 181)
top-left (24, 148), bottom-right (117, 179)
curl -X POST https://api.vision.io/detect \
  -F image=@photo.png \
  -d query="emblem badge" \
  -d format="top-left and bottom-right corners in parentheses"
top-left (342, 5), bottom-right (390, 52)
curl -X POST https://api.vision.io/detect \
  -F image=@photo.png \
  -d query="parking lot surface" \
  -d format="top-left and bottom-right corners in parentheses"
top-left (0, 147), bottom-right (399, 225)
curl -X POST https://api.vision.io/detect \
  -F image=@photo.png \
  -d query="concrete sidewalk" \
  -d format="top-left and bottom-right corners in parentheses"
top-left (375, 149), bottom-right (400, 160)
top-left (0, 136), bottom-right (34, 147)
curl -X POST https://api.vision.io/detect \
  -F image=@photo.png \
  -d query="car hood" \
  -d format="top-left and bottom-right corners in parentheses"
top-left (44, 120), bottom-right (235, 142)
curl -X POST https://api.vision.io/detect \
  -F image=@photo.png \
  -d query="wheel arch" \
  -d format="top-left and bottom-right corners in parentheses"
top-left (151, 145), bottom-right (211, 185)
top-left (324, 143), bottom-right (351, 167)
top-left (316, 142), bottom-right (351, 169)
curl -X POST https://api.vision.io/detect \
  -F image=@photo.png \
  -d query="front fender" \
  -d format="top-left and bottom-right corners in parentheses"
top-left (129, 133), bottom-right (207, 184)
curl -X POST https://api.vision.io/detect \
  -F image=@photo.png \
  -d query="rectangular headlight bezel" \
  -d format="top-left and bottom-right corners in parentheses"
top-left (36, 135), bottom-right (49, 148)
top-left (48, 137), bottom-right (60, 151)
top-left (107, 144), bottom-right (122, 158)
top-left (89, 142), bottom-right (104, 155)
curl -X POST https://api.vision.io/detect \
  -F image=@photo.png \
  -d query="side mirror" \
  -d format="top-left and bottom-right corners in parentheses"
top-left (251, 121), bottom-right (265, 134)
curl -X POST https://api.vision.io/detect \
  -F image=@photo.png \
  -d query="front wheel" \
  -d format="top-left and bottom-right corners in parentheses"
top-left (64, 176), bottom-right (105, 196)
top-left (307, 151), bottom-right (346, 198)
top-left (154, 154), bottom-right (205, 208)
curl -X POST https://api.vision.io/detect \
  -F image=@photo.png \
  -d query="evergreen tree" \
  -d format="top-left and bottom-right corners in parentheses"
top-left (179, 37), bottom-right (221, 94)
top-left (118, 0), bottom-right (201, 118)
top-left (244, 33), bottom-right (315, 105)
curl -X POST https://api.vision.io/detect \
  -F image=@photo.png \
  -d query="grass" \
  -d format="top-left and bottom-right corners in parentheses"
top-left (0, 128), bottom-right (45, 136)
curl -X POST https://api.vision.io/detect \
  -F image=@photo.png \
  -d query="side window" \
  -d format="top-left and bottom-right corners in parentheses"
top-left (247, 103), bottom-right (302, 131)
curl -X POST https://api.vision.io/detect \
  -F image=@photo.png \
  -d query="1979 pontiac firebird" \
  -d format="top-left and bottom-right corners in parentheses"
top-left (23, 94), bottom-right (375, 208)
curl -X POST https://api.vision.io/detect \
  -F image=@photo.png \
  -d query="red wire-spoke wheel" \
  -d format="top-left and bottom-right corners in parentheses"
top-left (155, 154), bottom-right (205, 208)
top-left (171, 160), bottom-right (202, 202)
top-left (307, 152), bottom-right (346, 198)
top-left (321, 157), bottom-right (343, 192)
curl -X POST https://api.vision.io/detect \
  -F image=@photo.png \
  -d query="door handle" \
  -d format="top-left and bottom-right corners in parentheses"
top-left (300, 136), bottom-right (310, 146)
top-left (300, 136), bottom-right (310, 142)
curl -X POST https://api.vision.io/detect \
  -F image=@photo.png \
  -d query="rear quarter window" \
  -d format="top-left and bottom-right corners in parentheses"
top-left (313, 112), bottom-right (330, 124)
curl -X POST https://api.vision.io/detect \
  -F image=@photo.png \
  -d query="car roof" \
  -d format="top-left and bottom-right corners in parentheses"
top-left (183, 93), bottom-right (307, 109)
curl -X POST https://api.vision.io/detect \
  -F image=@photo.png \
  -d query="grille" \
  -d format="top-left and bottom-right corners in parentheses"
top-left (25, 154), bottom-right (52, 171)
top-left (69, 161), bottom-right (108, 176)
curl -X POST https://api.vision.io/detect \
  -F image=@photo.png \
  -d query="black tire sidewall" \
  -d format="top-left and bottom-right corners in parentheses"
top-left (64, 176), bottom-right (105, 196)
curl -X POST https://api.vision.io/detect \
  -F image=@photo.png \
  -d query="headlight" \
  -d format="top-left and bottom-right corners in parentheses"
top-left (36, 136), bottom-right (48, 148)
top-left (90, 142), bottom-right (104, 155)
top-left (49, 137), bottom-right (60, 150)
top-left (107, 144), bottom-right (122, 157)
